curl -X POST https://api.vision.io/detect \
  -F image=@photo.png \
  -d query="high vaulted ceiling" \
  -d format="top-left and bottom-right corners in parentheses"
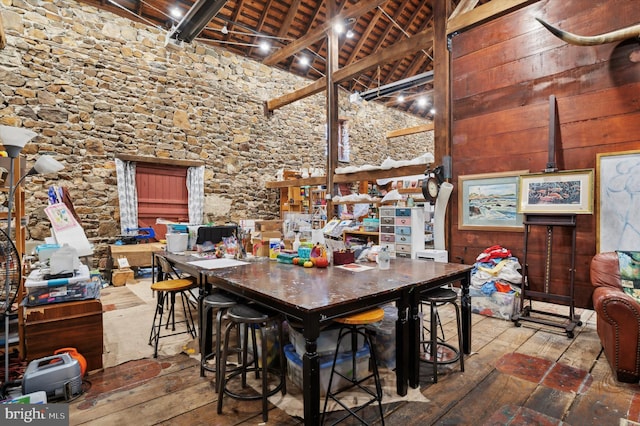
top-left (78, 0), bottom-right (493, 118)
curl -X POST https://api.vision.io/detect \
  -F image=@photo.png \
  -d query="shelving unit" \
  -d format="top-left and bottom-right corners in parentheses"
top-left (343, 230), bottom-right (379, 246)
top-left (311, 187), bottom-right (327, 229)
top-left (266, 163), bottom-right (430, 220)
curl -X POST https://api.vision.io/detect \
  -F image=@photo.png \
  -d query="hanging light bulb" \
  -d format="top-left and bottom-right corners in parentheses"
top-left (259, 40), bottom-right (270, 53)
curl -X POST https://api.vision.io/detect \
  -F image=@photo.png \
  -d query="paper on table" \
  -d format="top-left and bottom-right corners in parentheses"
top-left (187, 258), bottom-right (249, 269)
top-left (335, 263), bottom-right (375, 272)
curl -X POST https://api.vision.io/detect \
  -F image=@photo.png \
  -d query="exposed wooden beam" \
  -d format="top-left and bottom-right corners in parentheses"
top-left (277, 0), bottom-right (301, 39)
top-left (326, 0), bottom-right (340, 200)
top-left (248, 0), bottom-right (275, 58)
top-left (345, 7), bottom-right (383, 66)
top-left (265, 77), bottom-right (327, 113)
top-left (262, 0), bottom-right (387, 66)
top-left (265, 26), bottom-right (435, 113)
top-left (449, 0), bottom-right (480, 20)
top-left (369, 0), bottom-right (427, 88)
top-left (333, 27), bottom-right (434, 84)
top-left (386, 123), bottom-right (434, 139)
top-left (115, 154), bottom-right (205, 168)
top-left (447, 0), bottom-right (538, 35)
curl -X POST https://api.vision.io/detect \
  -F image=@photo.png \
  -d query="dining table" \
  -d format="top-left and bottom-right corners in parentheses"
top-left (155, 252), bottom-right (473, 426)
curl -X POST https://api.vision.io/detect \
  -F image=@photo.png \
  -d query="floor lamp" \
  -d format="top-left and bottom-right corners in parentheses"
top-left (0, 125), bottom-right (65, 387)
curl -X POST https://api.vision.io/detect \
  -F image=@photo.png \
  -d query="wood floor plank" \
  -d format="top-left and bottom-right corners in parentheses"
top-left (524, 384), bottom-right (577, 422)
top-left (563, 352), bottom-right (638, 426)
top-left (67, 304), bottom-right (640, 426)
top-left (70, 356), bottom-right (207, 424)
top-left (73, 381), bottom-right (215, 425)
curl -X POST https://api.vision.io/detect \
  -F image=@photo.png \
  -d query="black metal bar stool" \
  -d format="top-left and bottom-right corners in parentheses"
top-left (420, 287), bottom-right (464, 383)
top-left (148, 276), bottom-right (198, 358)
top-left (321, 307), bottom-right (385, 426)
top-left (199, 290), bottom-right (240, 389)
top-left (217, 304), bottom-right (286, 423)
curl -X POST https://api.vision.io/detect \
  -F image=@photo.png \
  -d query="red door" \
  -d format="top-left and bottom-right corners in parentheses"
top-left (136, 164), bottom-right (189, 241)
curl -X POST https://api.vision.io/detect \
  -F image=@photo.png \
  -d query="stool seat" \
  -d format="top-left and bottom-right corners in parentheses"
top-left (203, 291), bottom-right (237, 307)
top-left (148, 277), bottom-right (197, 358)
top-left (227, 304), bottom-right (271, 323)
top-left (423, 287), bottom-right (458, 303)
top-left (334, 308), bottom-right (385, 325)
top-left (150, 278), bottom-right (196, 292)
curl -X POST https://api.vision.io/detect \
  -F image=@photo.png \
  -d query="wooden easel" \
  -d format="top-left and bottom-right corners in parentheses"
top-left (512, 95), bottom-right (582, 338)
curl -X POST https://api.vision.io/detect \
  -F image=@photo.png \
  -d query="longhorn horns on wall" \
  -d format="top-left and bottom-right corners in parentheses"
top-left (536, 17), bottom-right (640, 46)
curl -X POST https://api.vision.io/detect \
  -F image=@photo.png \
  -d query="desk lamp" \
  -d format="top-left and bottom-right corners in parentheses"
top-left (0, 125), bottom-right (64, 386)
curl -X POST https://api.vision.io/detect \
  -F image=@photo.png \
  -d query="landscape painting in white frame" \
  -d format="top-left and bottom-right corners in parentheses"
top-left (517, 169), bottom-right (594, 215)
top-left (596, 150), bottom-right (640, 253)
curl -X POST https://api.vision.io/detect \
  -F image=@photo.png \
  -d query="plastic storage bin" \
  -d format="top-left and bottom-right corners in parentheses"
top-left (289, 325), bottom-right (365, 358)
top-left (470, 287), bottom-right (521, 320)
top-left (23, 264), bottom-right (100, 306)
top-left (284, 344), bottom-right (371, 396)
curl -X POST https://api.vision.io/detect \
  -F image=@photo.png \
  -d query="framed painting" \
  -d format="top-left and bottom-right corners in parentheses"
top-left (596, 150), bottom-right (640, 253)
top-left (517, 169), bottom-right (594, 214)
top-left (458, 170), bottom-right (528, 231)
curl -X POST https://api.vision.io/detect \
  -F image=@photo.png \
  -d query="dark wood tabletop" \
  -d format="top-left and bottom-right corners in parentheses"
top-left (158, 252), bottom-right (473, 425)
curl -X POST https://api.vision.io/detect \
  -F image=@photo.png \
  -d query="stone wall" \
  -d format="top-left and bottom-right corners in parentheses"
top-left (0, 0), bottom-right (432, 264)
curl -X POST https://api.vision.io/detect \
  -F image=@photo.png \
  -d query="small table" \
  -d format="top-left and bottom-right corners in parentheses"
top-left (158, 253), bottom-right (472, 425)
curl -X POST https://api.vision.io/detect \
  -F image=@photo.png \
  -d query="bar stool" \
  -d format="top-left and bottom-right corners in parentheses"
top-left (148, 275), bottom-right (198, 358)
top-left (199, 290), bottom-right (240, 389)
top-left (217, 304), bottom-right (286, 423)
top-left (321, 308), bottom-right (385, 426)
top-left (420, 287), bottom-right (464, 383)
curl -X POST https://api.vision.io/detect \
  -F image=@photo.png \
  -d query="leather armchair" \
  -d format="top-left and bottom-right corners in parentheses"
top-left (591, 251), bottom-right (640, 383)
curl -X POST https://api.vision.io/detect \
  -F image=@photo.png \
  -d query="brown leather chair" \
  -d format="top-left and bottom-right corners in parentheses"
top-left (591, 251), bottom-right (640, 383)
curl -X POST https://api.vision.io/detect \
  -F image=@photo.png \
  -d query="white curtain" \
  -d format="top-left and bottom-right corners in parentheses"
top-left (187, 165), bottom-right (205, 225)
top-left (115, 158), bottom-right (138, 234)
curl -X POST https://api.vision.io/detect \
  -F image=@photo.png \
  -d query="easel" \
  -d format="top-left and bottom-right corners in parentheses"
top-left (512, 95), bottom-right (583, 338)
top-left (513, 213), bottom-right (582, 337)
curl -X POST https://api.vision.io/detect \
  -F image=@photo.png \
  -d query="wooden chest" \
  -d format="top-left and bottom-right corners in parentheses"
top-left (23, 299), bottom-right (103, 372)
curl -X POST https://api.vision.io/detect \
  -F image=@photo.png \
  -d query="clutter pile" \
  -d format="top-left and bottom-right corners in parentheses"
top-left (470, 245), bottom-right (522, 320)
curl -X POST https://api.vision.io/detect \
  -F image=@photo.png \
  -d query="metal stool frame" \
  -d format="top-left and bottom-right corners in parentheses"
top-left (420, 287), bottom-right (465, 383)
top-left (217, 304), bottom-right (286, 423)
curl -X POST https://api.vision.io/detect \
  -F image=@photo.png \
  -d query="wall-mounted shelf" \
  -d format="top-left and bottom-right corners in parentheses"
top-left (265, 163), bottom-right (430, 189)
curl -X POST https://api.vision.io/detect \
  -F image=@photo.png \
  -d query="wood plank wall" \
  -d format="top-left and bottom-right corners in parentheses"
top-left (449, 0), bottom-right (640, 308)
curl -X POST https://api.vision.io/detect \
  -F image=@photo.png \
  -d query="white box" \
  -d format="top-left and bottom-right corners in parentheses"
top-left (284, 344), bottom-right (370, 396)
top-left (288, 325), bottom-right (364, 358)
top-left (416, 249), bottom-right (448, 263)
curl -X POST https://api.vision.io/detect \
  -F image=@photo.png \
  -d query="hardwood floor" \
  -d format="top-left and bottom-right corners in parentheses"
top-left (69, 296), bottom-right (640, 425)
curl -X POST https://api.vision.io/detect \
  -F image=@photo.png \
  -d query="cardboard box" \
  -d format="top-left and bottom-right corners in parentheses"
top-left (251, 230), bottom-right (283, 257)
top-left (255, 220), bottom-right (283, 232)
top-left (111, 268), bottom-right (134, 286)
